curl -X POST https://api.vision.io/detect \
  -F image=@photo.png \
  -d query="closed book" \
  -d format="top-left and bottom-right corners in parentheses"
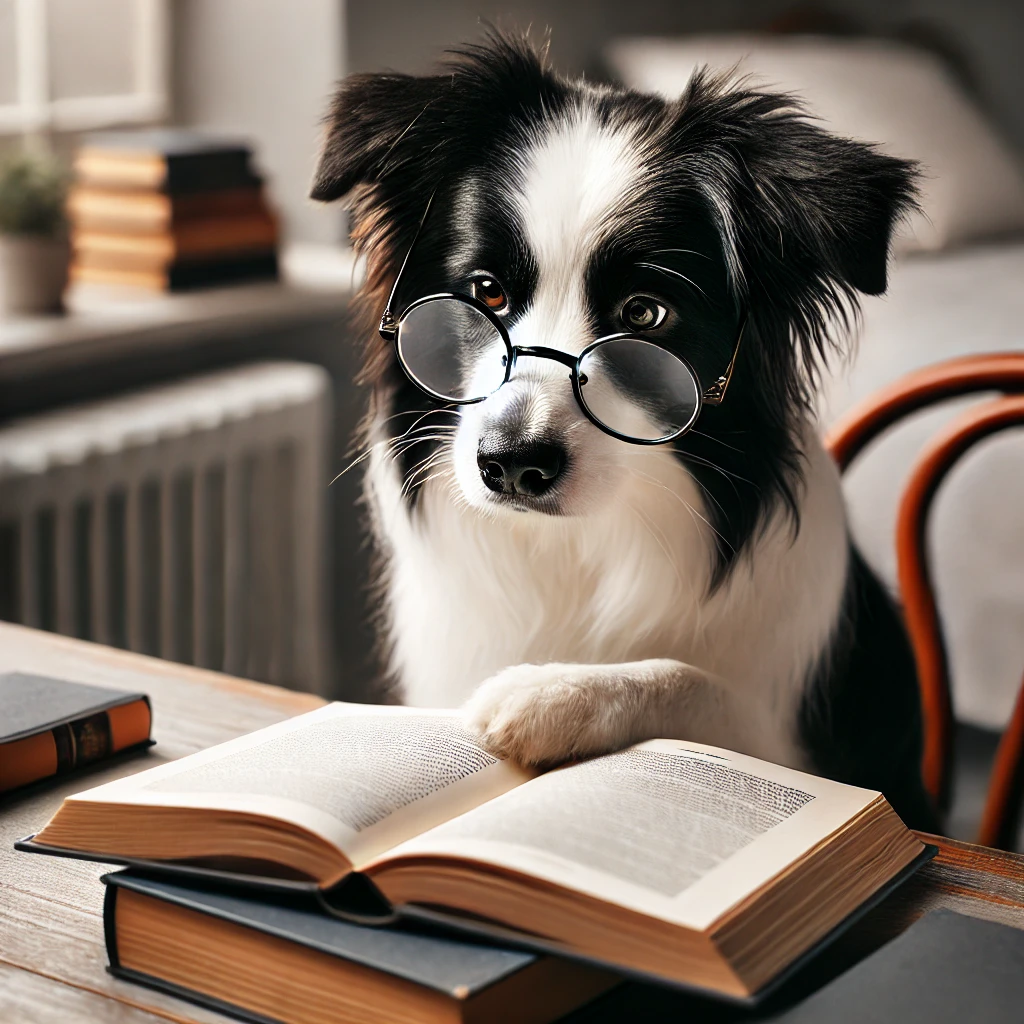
top-left (67, 186), bottom-right (268, 235)
top-left (764, 909), bottom-right (1024, 1023)
top-left (102, 871), bottom-right (617, 1024)
top-left (24, 703), bottom-right (932, 1000)
top-left (75, 130), bottom-right (259, 194)
top-left (0, 672), bottom-right (152, 795)
top-left (70, 252), bottom-right (279, 292)
top-left (72, 210), bottom-right (280, 270)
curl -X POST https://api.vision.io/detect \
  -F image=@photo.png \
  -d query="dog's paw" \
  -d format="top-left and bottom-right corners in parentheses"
top-left (463, 662), bottom-right (629, 768)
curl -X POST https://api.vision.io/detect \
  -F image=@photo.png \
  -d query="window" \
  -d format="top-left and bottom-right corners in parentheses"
top-left (0, 0), bottom-right (168, 135)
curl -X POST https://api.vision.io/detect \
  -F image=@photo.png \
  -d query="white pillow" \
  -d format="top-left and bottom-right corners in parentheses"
top-left (606, 35), bottom-right (1024, 253)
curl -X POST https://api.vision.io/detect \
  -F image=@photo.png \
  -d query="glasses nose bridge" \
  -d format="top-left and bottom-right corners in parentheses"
top-left (511, 345), bottom-right (579, 376)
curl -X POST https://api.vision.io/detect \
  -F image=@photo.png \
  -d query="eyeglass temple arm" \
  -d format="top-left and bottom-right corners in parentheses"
top-left (702, 314), bottom-right (747, 406)
top-left (379, 190), bottom-right (438, 341)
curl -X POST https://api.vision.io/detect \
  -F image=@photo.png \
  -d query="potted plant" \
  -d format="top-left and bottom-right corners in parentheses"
top-left (0, 151), bottom-right (69, 315)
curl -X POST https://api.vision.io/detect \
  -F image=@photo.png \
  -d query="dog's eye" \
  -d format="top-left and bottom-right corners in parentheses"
top-left (471, 277), bottom-right (508, 313)
top-left (622, 297), bottom-right (667, 331)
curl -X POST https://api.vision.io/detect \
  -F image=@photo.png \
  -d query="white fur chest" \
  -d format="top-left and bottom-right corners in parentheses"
top-left (368, 424), bottom-right (849, 742)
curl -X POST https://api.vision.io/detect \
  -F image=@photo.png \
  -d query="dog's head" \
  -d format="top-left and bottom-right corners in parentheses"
top-left (313, 35), bottom-right (915, 569)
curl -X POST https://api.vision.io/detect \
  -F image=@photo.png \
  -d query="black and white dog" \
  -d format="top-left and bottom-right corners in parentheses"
top-left (312, 35), bottom-right (938, 830)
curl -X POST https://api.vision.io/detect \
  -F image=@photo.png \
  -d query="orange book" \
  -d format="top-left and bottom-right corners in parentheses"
top-left (72, 210), bottom-right (279, 271)
top-left (70, 251), bottom-right (279, 292)
top-left (67, 186), bottom-right (267, 235)
top-left (1, 672), bottom-right (152, 794)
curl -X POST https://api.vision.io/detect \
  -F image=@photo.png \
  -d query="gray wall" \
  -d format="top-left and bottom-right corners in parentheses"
top-left (347, 0), bottom-right (1024, 151)
top-left (173, 0), bottom-right (346, 246)
top-left (168, 1), bottom-right (1024, 243)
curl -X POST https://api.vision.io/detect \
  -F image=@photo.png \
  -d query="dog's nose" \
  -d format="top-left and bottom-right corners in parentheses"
top-left (477, 438), bottom-right (565, 497)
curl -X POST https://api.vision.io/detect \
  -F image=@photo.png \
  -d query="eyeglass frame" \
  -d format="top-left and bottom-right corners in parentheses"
top-left (378, 192), bottom-right (747, 446)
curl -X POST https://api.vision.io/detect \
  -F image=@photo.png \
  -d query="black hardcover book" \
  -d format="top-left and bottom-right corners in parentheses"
top-left (0, 673), bottom-right (152, 795)
top-left (763, 909), bottom-right (1024, 1024)
top-left (102, 871), bottom-right (617, 1024)
top-left (165, 251), bottom-right (279, 290)
top-left (76, 130), bottom-right (260, 194)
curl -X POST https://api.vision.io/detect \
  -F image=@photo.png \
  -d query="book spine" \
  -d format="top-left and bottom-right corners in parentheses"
top-left (100, 879), bottom-right (281, 1024)
top-left (0, 698), bottom-right (151, 793)
top-left (103, 879), bottom-right (122, 971)
top-left (165, 253), bottom-right (279, 290)
top-left (164, 152), bottom-right (258, 194)
top-left (105, 965), bottom-right (283, 1024)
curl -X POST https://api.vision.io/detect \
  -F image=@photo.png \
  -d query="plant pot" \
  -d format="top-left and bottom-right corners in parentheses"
top-left (0, 233), bottom-right (69, 315)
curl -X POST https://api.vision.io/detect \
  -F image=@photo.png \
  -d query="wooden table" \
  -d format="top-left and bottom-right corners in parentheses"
top-left (3, 622), bottom-right (1024, 1023)
top-left (1, 623), bottom-right (323, 1024)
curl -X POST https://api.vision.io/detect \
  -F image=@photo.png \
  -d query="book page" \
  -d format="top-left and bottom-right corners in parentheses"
top-left (64, 703), bottom-right (533, 859)
top-left (378, 739), bottom-right (880, 929)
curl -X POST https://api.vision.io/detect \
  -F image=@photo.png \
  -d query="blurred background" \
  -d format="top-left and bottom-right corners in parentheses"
top-left (0, 1), bottom-right (1022, 840)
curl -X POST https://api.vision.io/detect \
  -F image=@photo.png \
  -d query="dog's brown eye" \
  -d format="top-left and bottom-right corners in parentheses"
top-left (472, 277), bottom-right (508, 312)
top-left (622, 297), bottom-right (667, 331)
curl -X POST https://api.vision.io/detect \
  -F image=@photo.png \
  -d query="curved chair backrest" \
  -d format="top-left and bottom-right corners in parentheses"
top-left (825, 353), bottom-right (1024, 849)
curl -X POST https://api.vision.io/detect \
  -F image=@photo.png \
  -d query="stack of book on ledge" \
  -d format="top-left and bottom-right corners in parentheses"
top-left (68, 129), bottom-right (279, 291)
top-left (19, 703), bottom-right (933, 1023)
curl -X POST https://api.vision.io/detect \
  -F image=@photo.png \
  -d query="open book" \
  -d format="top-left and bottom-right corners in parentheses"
top-left (26, 703), bottom-right (928, 999)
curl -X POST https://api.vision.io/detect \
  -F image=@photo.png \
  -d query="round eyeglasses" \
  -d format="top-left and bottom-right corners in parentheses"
top-left (378, 196), bottom-right (745, 445)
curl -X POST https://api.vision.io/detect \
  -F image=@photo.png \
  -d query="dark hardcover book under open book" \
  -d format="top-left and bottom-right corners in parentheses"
top-left (21, 703), bottom-right (929, 1000)
top-left (102, 871), bottom-right (616, 1024)
top-left (766, 908), bottom-right (1024, 1023)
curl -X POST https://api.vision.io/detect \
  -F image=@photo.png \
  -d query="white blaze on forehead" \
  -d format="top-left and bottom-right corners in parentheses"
top-left (512, 107), bottom-right (643, 355)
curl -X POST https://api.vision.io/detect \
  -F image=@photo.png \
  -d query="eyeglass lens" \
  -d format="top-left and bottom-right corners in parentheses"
top-left (396, 298), bottom-right (507, 401)
top-left (578, 337), bottom-right (700, 442)
top-left (396, 297), bottom-right (701, 442)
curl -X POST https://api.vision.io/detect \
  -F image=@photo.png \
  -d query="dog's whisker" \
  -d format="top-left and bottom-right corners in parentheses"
top-left (331, 436), bottom-right (400, 484)
top-left (624, 465), bottom-right (734, 552)
top-left (614, 494), bottom-right (691, 602)
top-left (648, 247), bottom-right (712, 261)
top-left (623, 449), bottom-right (734, 524)
top-left (401, 450), bottom-right (454, 495)
top-left (394, 409), bottom-right (457, 440)
top-left (686, 475), bottom-right (732, 525)
top-left (635, 262), bottom-right (708, 300)
top-left (670, 450), bottom-right (759, 491)
top-left (379, 408), bottom-right (447, 425)
top-left (687, 429), bottom-right (745, 454)
top-left (336, 411), bottom-right (456, 478)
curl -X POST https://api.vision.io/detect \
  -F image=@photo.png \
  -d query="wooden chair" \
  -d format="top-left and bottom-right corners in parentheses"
top-left (825, 353), bottom-right (1024, 850)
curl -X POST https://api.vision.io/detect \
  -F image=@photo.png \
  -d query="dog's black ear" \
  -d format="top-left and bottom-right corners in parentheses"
top-left (738, 113), bottom-right (917, 297)
top-left (675, 71), bottom-right (918, 301)
top-left (312, 34), bottom-right (554, 207)
top-left (310, 72), bottom-right (447, 203)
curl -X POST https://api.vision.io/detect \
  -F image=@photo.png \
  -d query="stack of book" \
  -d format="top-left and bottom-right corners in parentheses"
top-left (68, 130), bottom-right (279, 291)
top-left (18, 702), bottom-right (935, 1023)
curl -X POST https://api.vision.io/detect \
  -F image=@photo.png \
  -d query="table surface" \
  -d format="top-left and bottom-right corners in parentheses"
top-left (3, 621), bottom-right (1024, 1024)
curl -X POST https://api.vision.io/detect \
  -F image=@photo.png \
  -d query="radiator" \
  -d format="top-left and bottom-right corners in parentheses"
top-left (0, 362), bottom-right (331, 694)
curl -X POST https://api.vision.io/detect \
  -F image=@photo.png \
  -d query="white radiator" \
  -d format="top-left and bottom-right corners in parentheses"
top-left (0, 362), bottom-right (331, 694)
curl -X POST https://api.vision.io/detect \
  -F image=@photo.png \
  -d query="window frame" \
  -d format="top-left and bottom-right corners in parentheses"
top-left (0, 0), bottom-right (168, 135)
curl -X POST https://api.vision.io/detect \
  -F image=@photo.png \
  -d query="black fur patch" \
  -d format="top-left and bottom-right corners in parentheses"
top-left (801, 548), bottom-right (940, 831)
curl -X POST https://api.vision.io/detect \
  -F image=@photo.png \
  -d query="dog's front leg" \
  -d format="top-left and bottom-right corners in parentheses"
top-left (463, 659), bottom-right (761, 768)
